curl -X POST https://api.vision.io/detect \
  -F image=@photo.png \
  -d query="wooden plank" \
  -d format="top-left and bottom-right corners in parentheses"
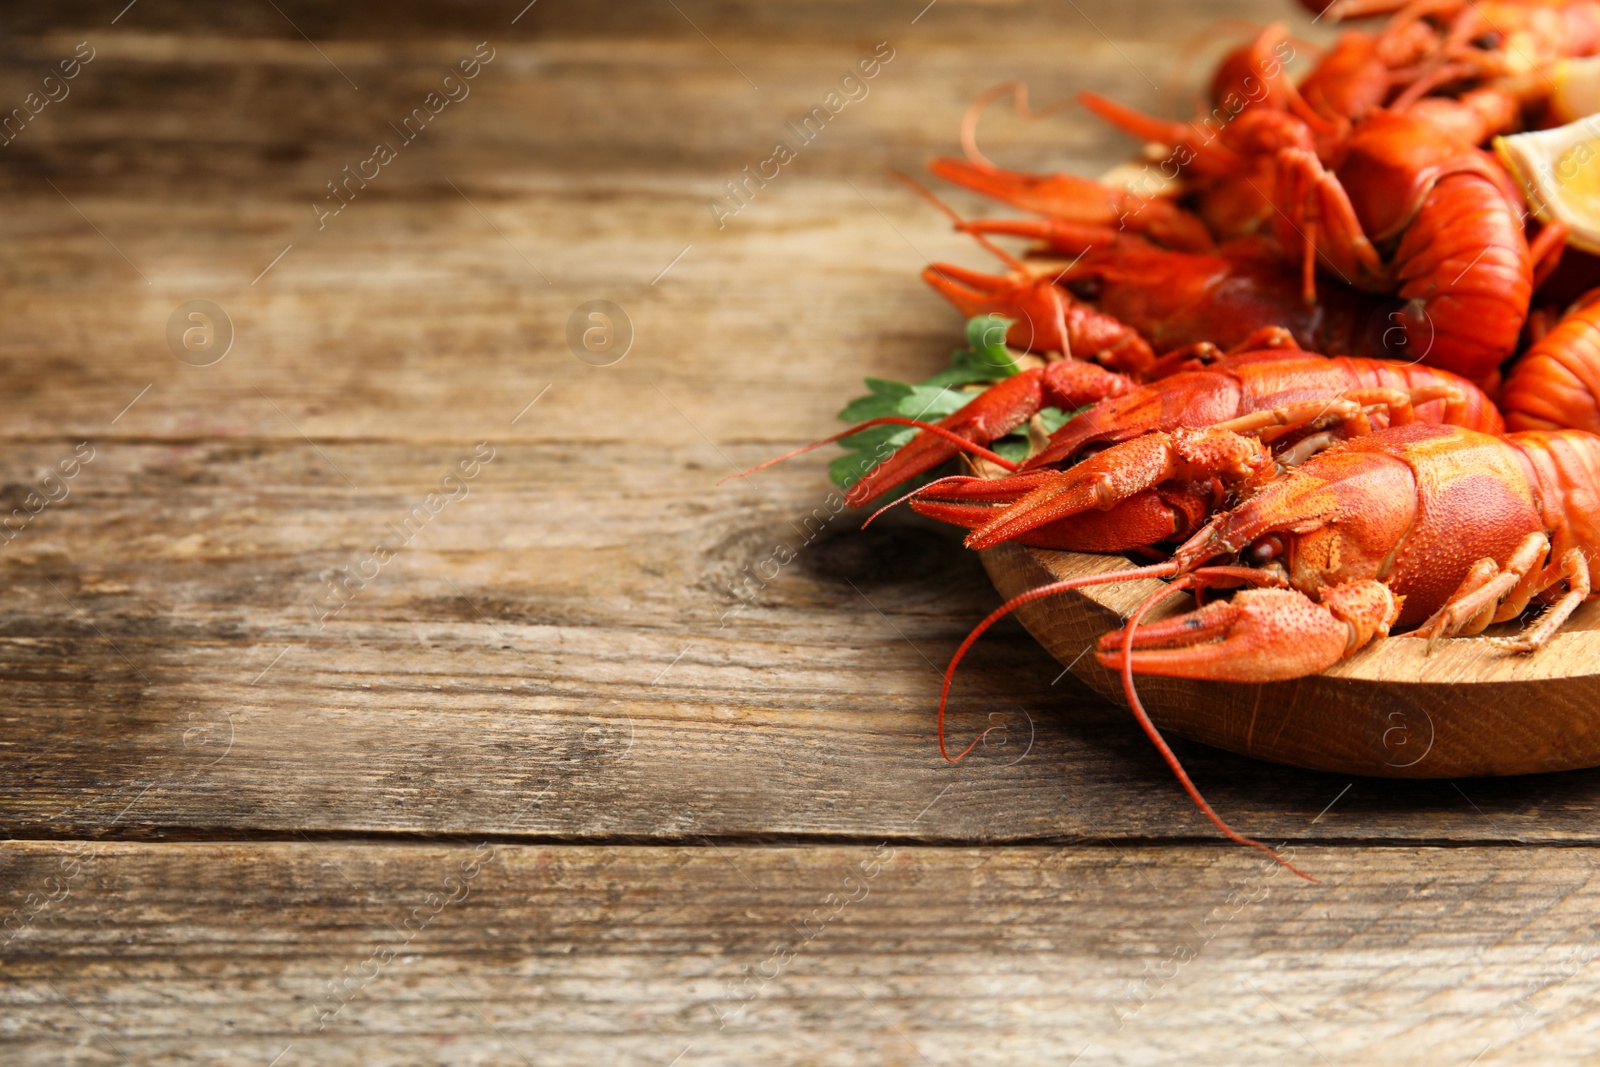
top-left (0, 14), bottom-right (1192, 192)
top-left (0, 0), bottom-right (1274, 41)
top-left (4, 841), bottom-right (1600, 1065)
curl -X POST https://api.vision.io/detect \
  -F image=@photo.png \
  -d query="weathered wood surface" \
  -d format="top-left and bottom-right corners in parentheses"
top-left (9, 842), bottom-right (1600, 1067)
top-left (2, 1), bottom-right (1598, 1063)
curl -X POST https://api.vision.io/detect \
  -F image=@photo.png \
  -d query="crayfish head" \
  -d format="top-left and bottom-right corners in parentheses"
top-left (1170, 445), bottom-right (1418, 596)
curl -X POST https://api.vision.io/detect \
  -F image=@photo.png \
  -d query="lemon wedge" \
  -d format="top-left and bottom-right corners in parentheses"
top-left (1495, 118), bottom-right (1600, 256)
top-left (1552, 56), bottom-right (1600, 126)
top-left (1098, 152), bottom-right (1182, 198)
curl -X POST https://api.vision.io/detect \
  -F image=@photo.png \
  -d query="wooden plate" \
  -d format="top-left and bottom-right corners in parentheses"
top-left (981, 542), bottom-right (1600, 778)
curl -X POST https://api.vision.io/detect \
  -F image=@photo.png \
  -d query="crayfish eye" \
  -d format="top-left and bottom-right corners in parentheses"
top-left (1248, 535), bottom-right (1285, 564)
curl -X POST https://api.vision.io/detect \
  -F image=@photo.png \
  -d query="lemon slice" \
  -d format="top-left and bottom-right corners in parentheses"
top-left (1098, 153), bottom-right (1182, 198)
top-left (1495, 119), bottom-right (1600, 256)
top-left (1552, 55), bottom-right (1600, 126)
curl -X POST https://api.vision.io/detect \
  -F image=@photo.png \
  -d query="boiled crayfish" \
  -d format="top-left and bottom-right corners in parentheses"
top-left (848, 349), bottom-right (1503, 549)
top-left (1503, 289), bottom-right (1600, 434)
top-left (940, 422), bottom-right (1600, 876)
top-left (925, 16), bottom-right (1569, 383)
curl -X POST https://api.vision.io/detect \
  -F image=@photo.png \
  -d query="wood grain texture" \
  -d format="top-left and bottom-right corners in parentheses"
top-left (7, 841), bottom-right (1600, 1067)
top-left (1, 0), bottom-right (1597, 1063)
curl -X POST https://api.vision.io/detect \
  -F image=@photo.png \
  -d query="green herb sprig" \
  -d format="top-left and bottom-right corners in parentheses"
top-left (830, 315), bottom-right (1074, 491)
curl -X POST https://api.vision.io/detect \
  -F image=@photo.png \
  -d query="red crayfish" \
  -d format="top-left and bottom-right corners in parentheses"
top-left (923, 19), bottom-right (1565, 384)
top-left (939, 422), bottom-right (1600, 877)
top-left (1503, 289), bottom-right (1600, 434)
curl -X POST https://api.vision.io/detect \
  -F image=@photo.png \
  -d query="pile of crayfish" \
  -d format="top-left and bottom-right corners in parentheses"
top-left (740, 0), bottom-right (1600, 878)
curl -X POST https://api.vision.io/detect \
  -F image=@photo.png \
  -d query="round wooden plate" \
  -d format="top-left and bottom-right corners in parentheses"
top-left (981, 542), bottom-right (1600, 778)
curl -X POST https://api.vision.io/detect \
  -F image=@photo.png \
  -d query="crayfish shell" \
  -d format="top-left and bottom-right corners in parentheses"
top-left (981, 542), bottom-right (1600, 779)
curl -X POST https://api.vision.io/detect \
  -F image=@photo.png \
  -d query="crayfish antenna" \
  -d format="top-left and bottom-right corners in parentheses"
top-left (891, 170), bottom-right (1041, 273)
top-left (717, 417), bottom-right (1021, 492)
top-left (958, 81), bottom-right (1077, 170)
top-left (943, 559), bottom-right (1320, 881)
top-left (892, 167), bottom-right (973, 227)
top-left (860, 475), bottom-right (981, 530)
top-left (1115, 575), bottom-right (1320, 883)
top-left (938, 562), bottom-right (1180, 761)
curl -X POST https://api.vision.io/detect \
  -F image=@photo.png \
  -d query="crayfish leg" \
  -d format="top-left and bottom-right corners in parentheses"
top-left (1492, 549), bottom-right (1593, 653)
top-left (1410, 532), bottom-right (1549, 646)
top-left (1272, 148), bottom-right (1387, 291)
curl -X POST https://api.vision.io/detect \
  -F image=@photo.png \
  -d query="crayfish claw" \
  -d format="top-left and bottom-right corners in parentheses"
top-left (1096, 580), bottom-right (1397, 682)
top-left (968, 428), bottom-right (1269, 550)
top-left (1095, 588), bottom-right (1350, 681)
top-left (842, 360), bottom-right (1131, 507)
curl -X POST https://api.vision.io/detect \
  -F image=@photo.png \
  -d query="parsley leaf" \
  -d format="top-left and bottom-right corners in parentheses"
top-left (830, 315), bottom-right (1045, 491)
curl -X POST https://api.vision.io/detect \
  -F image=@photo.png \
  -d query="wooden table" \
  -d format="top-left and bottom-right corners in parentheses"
top-left (3, 2), bottom-right (1599, 1064)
